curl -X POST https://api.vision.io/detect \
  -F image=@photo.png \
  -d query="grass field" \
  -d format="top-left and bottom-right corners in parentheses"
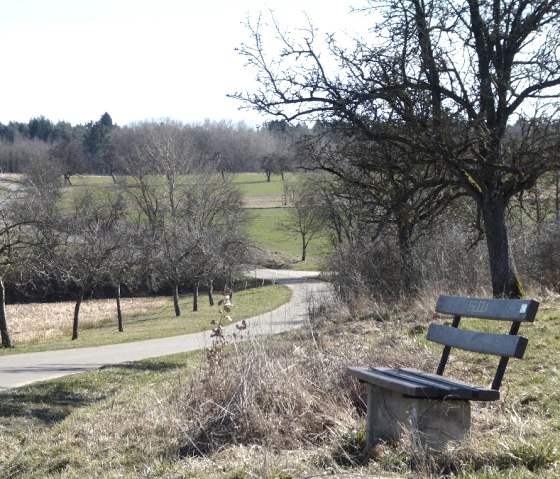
top-left (247, 207), bottom-right (328, 270)
top-left (0, 299), bottom-right (557, 478)
top-left (0, 281), bottom-right (291, 355)
top-left (60, 173), bottom-right (330, 270)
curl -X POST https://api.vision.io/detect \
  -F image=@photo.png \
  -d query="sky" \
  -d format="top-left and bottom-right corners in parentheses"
top-left (0, 0), bottom-right (364, 127)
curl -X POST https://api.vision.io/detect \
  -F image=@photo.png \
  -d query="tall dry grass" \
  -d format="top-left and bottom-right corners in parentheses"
top-left (7, 297), bottom-right (168, 344)
top-left (3, 294), bottom-right (557, 478)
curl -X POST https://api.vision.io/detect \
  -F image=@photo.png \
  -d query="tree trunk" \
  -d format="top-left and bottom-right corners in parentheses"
top-left (301, 233), bottom-right (307, 261)
top-left (481, 194), bottom-right (524, 298)
top-left (555, 170), bottom-right (559, 222)
top-left (116, 283), bottom-right (123, 332)
top-left (193, 282), bottom-right (199, 312)
top-left (534, 189), bottom-right (542, 234)
top-left (208, 280), bottom-right (214, 306)
top-left (72, 289), bottom-right (85, 340)
top-left (396, 221), bottom-right (417, 295)
top-left (0, 277), bottom-right (13, 348)
top-left (173, 283), bottom-right (181, 317)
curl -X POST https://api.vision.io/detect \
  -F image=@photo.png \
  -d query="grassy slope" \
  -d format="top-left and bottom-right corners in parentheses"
top-left (65, 173), bottom-right (329, 270)
top-left (0, 302), bottom-right (557, 478)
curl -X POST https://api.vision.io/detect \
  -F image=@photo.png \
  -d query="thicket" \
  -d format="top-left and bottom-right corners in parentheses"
top-left (327, 207), bottom-right (560, 313)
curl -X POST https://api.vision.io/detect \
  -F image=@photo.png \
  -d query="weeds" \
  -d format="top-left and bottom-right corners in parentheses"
top-left (0, 294), bottom-right (558, 477)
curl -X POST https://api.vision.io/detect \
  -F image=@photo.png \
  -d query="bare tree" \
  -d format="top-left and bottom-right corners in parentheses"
top-left (0, 144), bottom-right (64, 348)
top-left (234, 1), bottom-right (560, 297)
top-left (279, 178), bottom-right (325, 261)
top-left (44, 188), bottom-right (127, 340)
top-left (0, 191), bottom-right (42, 347)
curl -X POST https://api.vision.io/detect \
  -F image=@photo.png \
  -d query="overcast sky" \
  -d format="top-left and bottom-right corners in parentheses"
top-left (0, 0), bottom-right (364, 127)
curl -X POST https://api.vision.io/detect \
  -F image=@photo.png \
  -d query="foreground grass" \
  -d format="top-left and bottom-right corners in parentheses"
top-left (0, 352), bottom-right (202, 478)
top-left (1, 281), bottom-right (291, 355)
top-left (1, 295), bottom-right (558, 478)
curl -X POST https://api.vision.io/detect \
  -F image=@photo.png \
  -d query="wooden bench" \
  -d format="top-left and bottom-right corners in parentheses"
top-left (348, 295), bottom-right (539, 449)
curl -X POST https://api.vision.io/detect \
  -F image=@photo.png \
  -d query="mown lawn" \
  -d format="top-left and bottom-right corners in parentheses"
top-left (247, 207), bottom-right (329, 270)
top-left (60, 173), bottom-right (331, 270)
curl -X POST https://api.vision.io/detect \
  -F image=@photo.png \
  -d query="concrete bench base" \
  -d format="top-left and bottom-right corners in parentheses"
top-left (366, 385), bottom-right (471, 450)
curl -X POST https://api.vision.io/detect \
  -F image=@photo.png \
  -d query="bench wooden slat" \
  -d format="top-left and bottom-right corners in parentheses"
top-left (347, 366), bottom-right (499, 401)
top-left (398, 368), bottom-right (499, 400)
top-left (435, 295), bottom-right (539, 322)
top-left (427, 323), bottom-right (529, 358)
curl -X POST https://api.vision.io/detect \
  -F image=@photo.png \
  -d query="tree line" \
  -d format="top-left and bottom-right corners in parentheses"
top-left (0, 114), bottom-right (311, 181)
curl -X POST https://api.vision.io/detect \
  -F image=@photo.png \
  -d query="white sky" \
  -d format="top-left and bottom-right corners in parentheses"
top-left (0, 0), bottom-right (363, 127)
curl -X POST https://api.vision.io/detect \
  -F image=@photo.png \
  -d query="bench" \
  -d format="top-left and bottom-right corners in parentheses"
top-left (348, 295), bottom-right (539, 450)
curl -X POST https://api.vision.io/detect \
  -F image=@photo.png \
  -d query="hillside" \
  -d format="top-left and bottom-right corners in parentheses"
top-left (0, 298), bottom-right (558, 477)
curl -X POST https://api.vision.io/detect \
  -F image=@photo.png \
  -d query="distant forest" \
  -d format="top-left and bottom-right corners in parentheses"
top-left (0, 113), bottom-right (312, 179)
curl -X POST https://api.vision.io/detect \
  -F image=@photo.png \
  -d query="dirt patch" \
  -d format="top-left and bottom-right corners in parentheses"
top-left (243, 195), bottom-right (288, 208)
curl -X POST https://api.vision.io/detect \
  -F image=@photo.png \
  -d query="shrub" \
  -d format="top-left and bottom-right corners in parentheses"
top-left (326, 217), bottom-right (491, 311)
top-left (514, 221), bottom-right (560, 294)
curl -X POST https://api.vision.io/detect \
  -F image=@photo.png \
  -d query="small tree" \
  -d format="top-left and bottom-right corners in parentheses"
top-left (106, 222), bottom-right (142, 332)
top-left (47, 188), bottom-right (127, 340)
top-left (279, 178), bottom-right (325, 262)
top-left (0, 191), bottom-right (41, 347)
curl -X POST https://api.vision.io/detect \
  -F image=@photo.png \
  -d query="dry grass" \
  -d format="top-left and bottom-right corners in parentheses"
top-left (1, 293), bottom-right (558, 478)
top-left (7, 297), bottom-right (168, 344)
top-left (0, 173), bottom-right (25, 183)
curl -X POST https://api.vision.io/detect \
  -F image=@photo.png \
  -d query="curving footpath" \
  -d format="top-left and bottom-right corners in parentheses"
top-left (0, 269), bottom-right (329, 392)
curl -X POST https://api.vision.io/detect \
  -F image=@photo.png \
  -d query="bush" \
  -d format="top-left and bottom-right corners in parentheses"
top-left (327, 233), bottom-right (407, 307)
top-left (514, 221), bottom-right (560, 294)
top-left (326, 218), bottom-right (491, 309)
top-left (175, 339), bottom-right (354, 456)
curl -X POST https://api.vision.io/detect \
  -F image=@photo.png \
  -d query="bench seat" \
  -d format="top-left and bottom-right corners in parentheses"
top-left (348, 366), bottom-right (499, 401)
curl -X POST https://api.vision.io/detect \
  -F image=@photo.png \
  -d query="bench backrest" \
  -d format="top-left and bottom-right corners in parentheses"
top-left (430, 295), bottom-right (539, 390)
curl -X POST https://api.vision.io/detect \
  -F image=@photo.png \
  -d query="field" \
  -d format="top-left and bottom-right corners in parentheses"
top-left (60, 172), bottom-right (329, 270)
top-left (0, 297), bottom-right (557, 477)
top-left (0, 281), bottom-right (291, 353)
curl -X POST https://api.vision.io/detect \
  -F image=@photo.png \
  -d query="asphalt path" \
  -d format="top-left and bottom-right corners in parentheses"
top-left (0, 269), bottom-right (329, 392)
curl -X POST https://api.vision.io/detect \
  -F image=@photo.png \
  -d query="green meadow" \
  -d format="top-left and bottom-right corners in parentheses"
top-left (64, 173), bottom-right (329, 270)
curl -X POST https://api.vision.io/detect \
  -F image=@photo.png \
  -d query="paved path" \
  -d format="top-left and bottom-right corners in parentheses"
top-left (0, 269), bottom-right (329, 392)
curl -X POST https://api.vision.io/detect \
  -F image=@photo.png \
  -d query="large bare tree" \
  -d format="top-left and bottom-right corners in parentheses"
top-left (234, 0), bottom-right (560, 297)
